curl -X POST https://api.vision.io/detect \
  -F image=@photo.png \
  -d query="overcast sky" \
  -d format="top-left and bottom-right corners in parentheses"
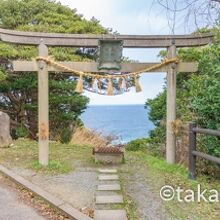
top-left (59, 0), bottom-right (191, 105)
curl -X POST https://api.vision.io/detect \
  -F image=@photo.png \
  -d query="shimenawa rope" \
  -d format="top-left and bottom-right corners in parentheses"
top-left (36, 56), bottom-right (178, 95)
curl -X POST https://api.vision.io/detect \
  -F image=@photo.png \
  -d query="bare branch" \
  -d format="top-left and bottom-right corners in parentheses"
top-left (156, 0), bottom-right (220, 32)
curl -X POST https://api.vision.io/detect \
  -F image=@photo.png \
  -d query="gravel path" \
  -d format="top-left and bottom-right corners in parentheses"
top-left (10, 163), bottom-right (175, 220)
top-left (121, 171), bottom-right (172, 220)
top-left (0, 176), bottom-right (45, 220)
top-left (121, 162), bottom-right (174, 220)
top-left (12, 167), bottom-right (98, 210)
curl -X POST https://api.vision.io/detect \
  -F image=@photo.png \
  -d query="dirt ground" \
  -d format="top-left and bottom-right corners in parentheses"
top-left (120, 160), bottom-right (174, 220)
top-left (11, 166), bottom-right (98, 210)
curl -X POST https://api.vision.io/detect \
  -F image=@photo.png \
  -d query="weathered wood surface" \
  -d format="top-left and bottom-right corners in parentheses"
top-left (188, 122), bottom-right (220, 179)
top-left (192, 151), bottom-right (220, 164)
top-left (188, 122), bottom-right (197, 179)
top-left (0, 28), bottom-right (214, 47)
top-left (166, 44), bottom-right (177, 164)
top-left (193, 127), bottom-right (220, 137)
top-left (38, 43), bottom-right (49, 166)
top-left (12, 61), bottom-right (198, 73)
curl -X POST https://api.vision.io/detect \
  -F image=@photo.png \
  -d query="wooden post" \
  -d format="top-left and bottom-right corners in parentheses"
top-left (188, 122), bottom-right (197, 179)
top-left (166, 41), bottom-right (177, 164)
top-left (37, 42), bottom-right (49, 166)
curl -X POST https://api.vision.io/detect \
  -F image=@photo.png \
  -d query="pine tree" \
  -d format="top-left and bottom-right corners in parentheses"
top-left (0, 0), bottom-right (107, 141)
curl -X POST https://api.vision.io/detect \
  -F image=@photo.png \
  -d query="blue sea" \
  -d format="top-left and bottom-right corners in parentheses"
top-left (80, 105), bottom-right (154, 143)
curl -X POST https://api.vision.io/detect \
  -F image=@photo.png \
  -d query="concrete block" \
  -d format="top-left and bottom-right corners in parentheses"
top-left (98, 175), bottom-right (119, 181)
top-left (96, 195), bottom-right (123, 204)
top-left (94, 210), bottom-right (127, 220)
top-left (97, 184), bottom-right (121, 191)
top-left (98, 169), bottom-right (117, 173)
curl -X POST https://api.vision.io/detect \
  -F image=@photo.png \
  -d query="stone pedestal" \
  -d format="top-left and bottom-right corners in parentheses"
top-left (0, 112), bottom-right (12, 148)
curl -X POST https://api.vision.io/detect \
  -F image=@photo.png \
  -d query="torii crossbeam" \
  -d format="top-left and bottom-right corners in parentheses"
top-left (0, 28), bottom-right (214, 165)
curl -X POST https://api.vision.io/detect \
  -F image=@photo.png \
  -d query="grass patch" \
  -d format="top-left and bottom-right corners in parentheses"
top-left (30, 160), bottom-right (71, 174)
top-left (123, 150), bottom-right (220, 220)
top-left (0, 138), bottom-right (97, 175)
top-left (122, 188), bottom-right (138, 220)
top-left (110, 179), bottom-right (138, 220)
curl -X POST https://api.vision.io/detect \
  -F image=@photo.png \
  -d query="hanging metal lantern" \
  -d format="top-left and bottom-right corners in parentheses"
top-left (97, 39), bottom-right (123, 71)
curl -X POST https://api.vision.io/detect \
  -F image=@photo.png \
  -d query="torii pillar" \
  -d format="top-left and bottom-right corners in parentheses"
top-left (166, 41), bottom-right (177, 164)
top-left (37, 42), bottom-right (49, 166)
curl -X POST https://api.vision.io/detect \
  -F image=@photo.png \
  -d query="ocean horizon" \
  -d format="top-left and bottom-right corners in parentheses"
top-left (80, 104), bottom-right (154, 143)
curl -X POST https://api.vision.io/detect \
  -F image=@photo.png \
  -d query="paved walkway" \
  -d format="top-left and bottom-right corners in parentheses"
top-left (0, 181), bottom-right (45, 220)
top-left (11, 166), bottom-right (98, 210)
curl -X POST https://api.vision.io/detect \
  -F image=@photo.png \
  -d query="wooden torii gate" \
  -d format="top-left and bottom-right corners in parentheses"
top-left (0, 28), bottom-right (214, 165)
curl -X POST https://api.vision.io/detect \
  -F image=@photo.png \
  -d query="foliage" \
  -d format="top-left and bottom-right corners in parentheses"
top-left (0, 68), bottom-right (6, 81)
top-left (60, 127), bottom-right (73, 144)
top-left (145, 90), bottom-right (167, 144)
top-left (145, 30), bottom-right (220, 159)
top-left (145, 90), bottom-right (166, 127)
top-left (0, 0), bottom-right (106, 33)
top-left (15, 124), bottom-right (28, 138)
top-left (126, 138), bottom-right (150, 151)
top-left (148, 125), bottom-right (166, 145)
top-left (0, 0), bottom-right (108, 141)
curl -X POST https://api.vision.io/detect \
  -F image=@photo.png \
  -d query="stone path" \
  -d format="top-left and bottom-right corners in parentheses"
top-left (98, 174), bottom-right (119, 181)
top-left (94, 169), bottom-right (127, 220)
top-left (96, 195), bottom-right (124, 204)
top-left (97, 184), bottom-right (121, 191)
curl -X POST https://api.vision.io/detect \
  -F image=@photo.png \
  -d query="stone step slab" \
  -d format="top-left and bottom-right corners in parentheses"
top-left (94, 210), bottom-right (127, 220)
top-left (97, 184), bottom-right (121, 191)
top-left (98, 169), bottom-right (117, 174)
top-left (96, 195), bottom-right (123, 204)
top-left (98, 175), bottom-right (119, 181)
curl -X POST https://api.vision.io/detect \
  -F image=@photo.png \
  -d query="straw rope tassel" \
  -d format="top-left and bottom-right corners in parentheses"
top-left (135, 75), bottom-right (142, 92)
top-left (92, 78), bottom-right (99, 92)
top-left (97, 79), bottom-right (102, 91)
top-left (118, 78), bottom-right (123, 90)
top-left (125, 78), bottom-right (129, 92)
top-left (107, 78), bottom-right (113, 95)
top-left (118, 77), bottom-right (127, 91)
top-left (35, 56), bottom-right (178, 95)
top-left (122, 78), bottom-right (126, 91)
top-left (75, 74), bottom-right (84, 93)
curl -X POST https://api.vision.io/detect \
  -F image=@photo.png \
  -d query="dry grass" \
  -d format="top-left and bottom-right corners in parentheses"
top-left (71, 126), bottom-right (116, 149)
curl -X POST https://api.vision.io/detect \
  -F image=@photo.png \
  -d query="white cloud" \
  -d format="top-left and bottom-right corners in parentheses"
top-left (59, 0), bottom-right (115, 20)
top-left (59, 0), bottom-right (169, 34)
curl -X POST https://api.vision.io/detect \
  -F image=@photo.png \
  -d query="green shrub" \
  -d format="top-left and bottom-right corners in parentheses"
top-left (0, 69), bottom-right (6, 81)
top-left (60, 128), bottom-right (72, 144)
top-left (148, 125), bottom-right (166, 144)
top-left (16, 125), bottom-right (28, 138)
top-left (126, 138), bottom-right (149, 151)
